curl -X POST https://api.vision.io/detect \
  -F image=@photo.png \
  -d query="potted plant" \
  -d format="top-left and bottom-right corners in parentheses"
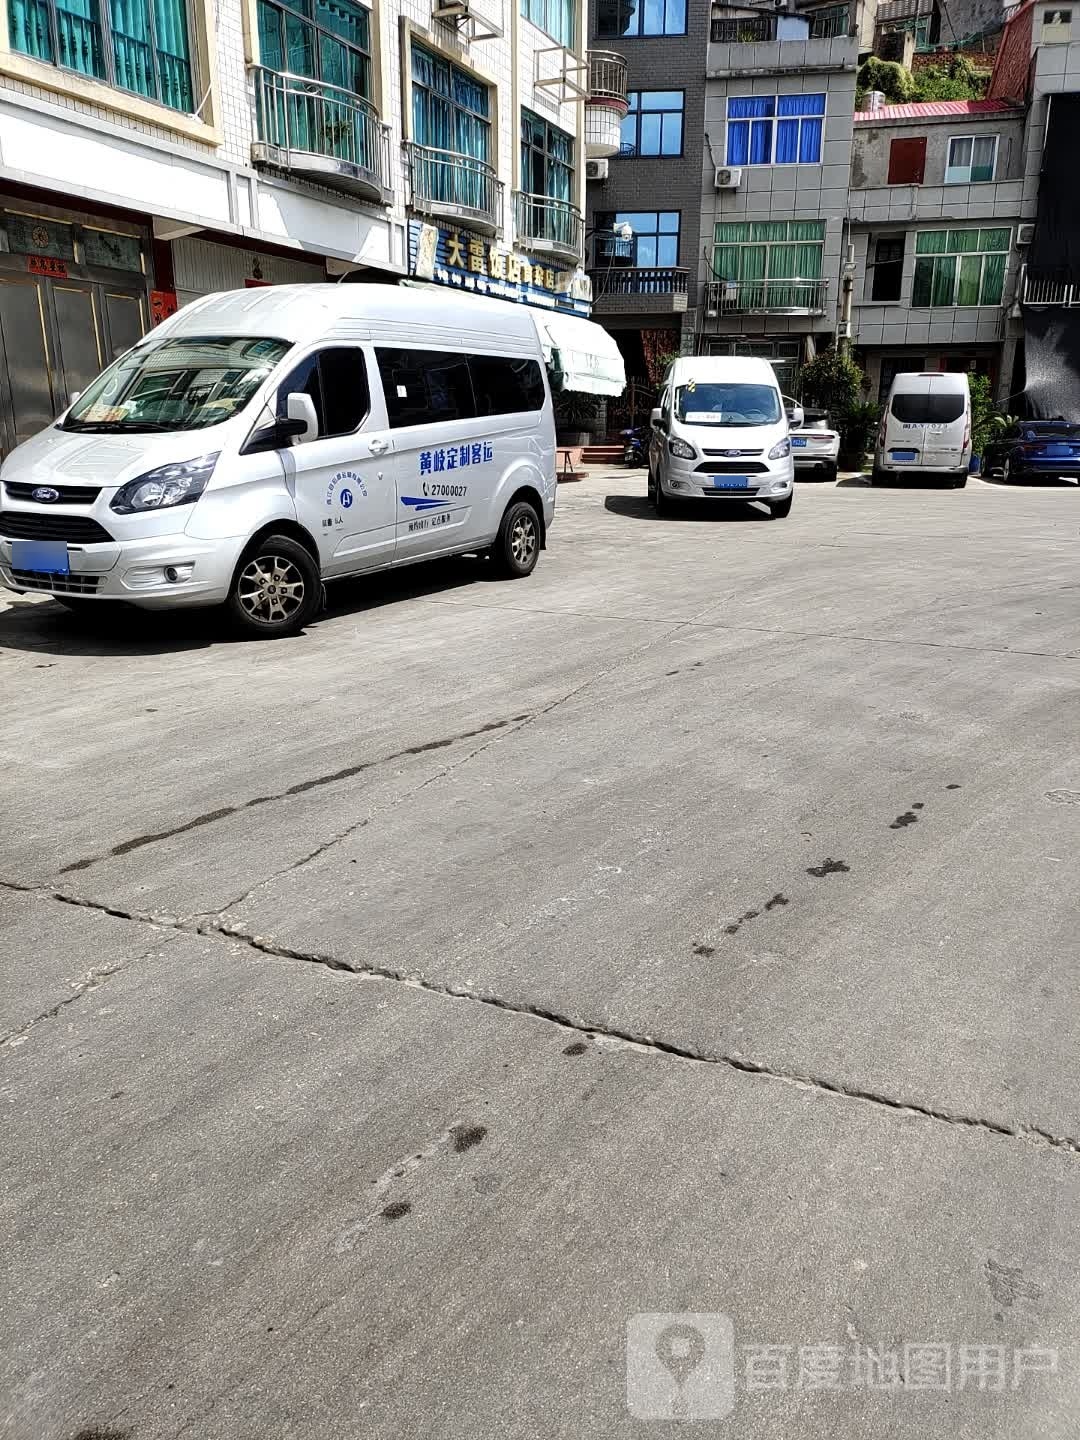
top-left (554, 390), bottom-right (601, 449)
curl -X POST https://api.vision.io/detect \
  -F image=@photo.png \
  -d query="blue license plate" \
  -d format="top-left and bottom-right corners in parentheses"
top-left (711, 477), bottom-right (748, 489)
top-left (890, 449), bottom-right (917, 462)
top-left (10, 539), bottom-right (69, 574)
top-left (791, 437), bottom-right (807, 448)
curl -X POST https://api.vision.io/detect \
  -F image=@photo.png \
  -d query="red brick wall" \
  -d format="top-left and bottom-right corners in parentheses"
top-left (989, 1), bottom-right (1035, 101)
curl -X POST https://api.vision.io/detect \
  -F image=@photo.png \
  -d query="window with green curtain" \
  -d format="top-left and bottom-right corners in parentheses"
top-left (713, 219), bottom-right (824, 304)
top-left (912, 227), bottom-right (1010, 307)
top-left (10, 0), bottom-right (194, 110)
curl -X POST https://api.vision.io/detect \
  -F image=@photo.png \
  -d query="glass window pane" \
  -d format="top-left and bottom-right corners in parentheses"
top-left (658, 212), bottom-right (679, 232)
top-left (666, 0), bottom-right (685, 30)
top-left (726, 120), bottom-right (749, 166)
top-left (949, 136), bottom-right (972, 168)
top-left (642, 0), bottom-right (663, 31)
top-left (657, 234), bottom-right (678, 265)
top-left (662, 112), bottom-right (682, 154)
top-left (640, 113), bottom-right (661, 153)
top-left (979, 227), bottom-right (1010, 252)
top-left (956, 253), bottom-right (981, 305)
top-left (620, 113), bottom-right (636, 149)
top-left (56, 0), bottom-right (106, 78)
top-left (912, 256), bottom-right (934, 304)
top-left (641, 90), bottom-right (681, 109)
top-left (931, 255), bottom-right (956, 306)
top-left (981, 250), bottom-right (1006, 303)
top-left (948, 230), bottom-right (979, 253)
top-left (714, 222), bottom-right (750, 243)
top-left (110, 0), bottom-right (155, 95)
top-left (637, 237), bottom-right (657, 266)
top-left (915, 230), bottom-right (947, 254)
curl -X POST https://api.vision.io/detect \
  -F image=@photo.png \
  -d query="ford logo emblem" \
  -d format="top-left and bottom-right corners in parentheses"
top-left (31, 486), bottom-right (60, 503)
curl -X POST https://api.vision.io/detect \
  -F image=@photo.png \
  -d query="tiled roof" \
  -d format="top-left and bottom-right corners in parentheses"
top-left (854, 98), bottom-right (1024, 121)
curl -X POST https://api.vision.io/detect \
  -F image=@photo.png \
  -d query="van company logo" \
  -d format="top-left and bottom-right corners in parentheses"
top-left (31, 486), bottom-right (60, 503)
top-left (325, 469), bottom-right (366, 508)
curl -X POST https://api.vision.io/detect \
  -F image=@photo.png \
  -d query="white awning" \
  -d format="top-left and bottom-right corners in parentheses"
top-left (535, 312), bottom-right (626, 397)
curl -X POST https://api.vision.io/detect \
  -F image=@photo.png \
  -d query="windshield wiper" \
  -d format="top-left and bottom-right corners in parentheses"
top-left (64, 420), bottom-right (179, 434)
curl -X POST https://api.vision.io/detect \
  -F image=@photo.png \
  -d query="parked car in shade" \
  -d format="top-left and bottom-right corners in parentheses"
top-left (982, 420), bottom-right (1080, 484)
top-left (784, 398), bottom-right (839, 481)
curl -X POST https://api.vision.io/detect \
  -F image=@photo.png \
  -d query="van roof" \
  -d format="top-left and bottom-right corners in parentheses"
top-left (153, 282), bottom-right (545, 355)
top-left (889, 371), bottom-right (970, 393)
top-left (666, 355), bottom-right (780, 384)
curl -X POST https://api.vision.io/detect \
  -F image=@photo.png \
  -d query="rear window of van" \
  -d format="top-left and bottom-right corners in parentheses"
top-left (891, 392), bottom-right (965, 424)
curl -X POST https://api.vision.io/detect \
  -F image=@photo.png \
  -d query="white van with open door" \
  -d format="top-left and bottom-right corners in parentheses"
top-left (874, 372), bottom-right (971, 487)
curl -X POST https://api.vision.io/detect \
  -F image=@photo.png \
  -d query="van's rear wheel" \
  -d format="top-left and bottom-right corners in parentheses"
top-left (227, 533), bottom-right (321, 638)
top-left (493, 499), bottom-right (541, 578)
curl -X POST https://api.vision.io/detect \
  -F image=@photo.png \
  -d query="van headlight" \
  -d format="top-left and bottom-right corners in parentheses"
top-left (110, 454), bottom-right (219, 514)
top-left (769, 439), bottom-right (791, 460)
top-left (668, 438), bottom-right (696, 459)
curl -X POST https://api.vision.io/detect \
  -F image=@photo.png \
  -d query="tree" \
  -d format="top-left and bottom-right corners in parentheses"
top-left (797, 349), bottom-right (878, 462)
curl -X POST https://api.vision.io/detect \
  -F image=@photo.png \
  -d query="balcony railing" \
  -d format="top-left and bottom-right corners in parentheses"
top-left (590, 266), bottom-right (689, 295)
top-left (251, 67), bottom-right (391, 202)
top-left (404, 142), bottom-right (502, 234)
top-left (710, 13), bottom-right (776, 42)
top-left (1022, 272), bottom-right (1080, 306)
top-left (588, 50), bottom-right (629, 106)
top-left (705, 278), bottom-right (829, 315)
top-left (513, 193), bottom-right (583, 261)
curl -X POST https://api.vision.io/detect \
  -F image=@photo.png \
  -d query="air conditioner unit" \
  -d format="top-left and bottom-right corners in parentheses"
top-left (585, 159), bottom-right (609, 181)
top-left (1016, 223), bottom-right (1035, 246)
top-left (714, 166), bottom-right (742, 190)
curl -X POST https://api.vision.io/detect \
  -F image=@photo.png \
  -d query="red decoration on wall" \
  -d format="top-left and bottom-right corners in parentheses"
top-left (150, 289), bottom-right (179, 324)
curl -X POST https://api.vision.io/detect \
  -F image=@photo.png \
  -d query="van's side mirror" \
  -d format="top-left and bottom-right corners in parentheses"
top-left (286, 391), bottom-right (319, 443)
top-left (788, 404), bottom-right (804, 429)
top-left (650, 407), bottom-right (663, 428)
top-left (241, 414), bottom-right (312, 455)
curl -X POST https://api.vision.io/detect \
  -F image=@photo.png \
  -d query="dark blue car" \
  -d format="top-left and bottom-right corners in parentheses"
top-left (983, 421), bottom-right (1080, 483)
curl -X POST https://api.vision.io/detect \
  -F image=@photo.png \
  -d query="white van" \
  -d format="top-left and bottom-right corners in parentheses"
top-left (647, 356), bottom-right (794, 518)
top-left (0, 285), bottom-right (561, 636)
top-left (873, 372), bottom-right (971, 487)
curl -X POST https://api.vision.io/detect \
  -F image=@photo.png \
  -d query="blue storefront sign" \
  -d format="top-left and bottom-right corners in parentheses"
top-left (409, 221), bottom-right (592, 316)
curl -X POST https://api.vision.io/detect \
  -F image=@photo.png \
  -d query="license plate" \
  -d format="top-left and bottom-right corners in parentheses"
top-left (890, 449), bottom-right (917, 462)
top-left (710, 476), bottom-right (748, 489)
top-left (791, 437), bottom-right (807, 448)
top-left (10, 539), bottom-right (69, 574)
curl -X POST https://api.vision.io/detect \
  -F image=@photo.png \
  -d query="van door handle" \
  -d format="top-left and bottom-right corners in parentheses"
top-left (368, 437), bottom-right (388, 455)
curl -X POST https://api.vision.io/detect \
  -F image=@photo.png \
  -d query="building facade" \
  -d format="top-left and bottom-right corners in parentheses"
top-left (0, 0), bottom-right (621, 451)
top-left (848, 98), bottom-right (1028, 403)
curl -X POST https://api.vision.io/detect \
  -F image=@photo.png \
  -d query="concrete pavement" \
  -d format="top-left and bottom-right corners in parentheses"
top-left (2, 470), bottom-right (1078, 1438)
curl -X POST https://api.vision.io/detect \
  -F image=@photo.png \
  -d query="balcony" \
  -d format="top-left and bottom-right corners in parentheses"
top-left (589, 266), bottom-right (689, 313)
top-left (710, 13), bottom-right (776, 41)
top-left (586, 50), bottom-right (629, 158)
top-left (251, 67), bottom-right (391, 203)
top-left (404, 142), bottom-right (502, 234)
top-left (514, 193), bottom-right (583, 262)
top-left (1022, 273), bottom-right (1080, 306)
top-left (704, 278), bottom-right (829, 316)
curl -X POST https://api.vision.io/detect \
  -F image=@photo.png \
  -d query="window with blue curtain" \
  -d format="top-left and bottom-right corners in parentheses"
top-left (10, 0), bottom-right (194, 110)
top-left (726, 93), bottom-right (824, 166)
top-left (620, 91), bottom-right (683, 156)
top-left (520, 0), bottom-right (573, 48)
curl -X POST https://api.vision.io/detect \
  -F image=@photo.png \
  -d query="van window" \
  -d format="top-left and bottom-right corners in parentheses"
top-left (376, 349), bottom-right (475, 427)
top-left (277, 348), bottom-right (370, 438)
top-left (63, 336), bottom-right (292, 433)
top-left (891, 391), bottom-right (965, 424)
top-left (471, 356), bottom-right (545, 415)
top-left (674, 382), bottom-right (781, 427)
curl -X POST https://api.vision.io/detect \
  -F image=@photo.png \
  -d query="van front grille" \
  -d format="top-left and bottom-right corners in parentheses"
top-left (3, 481), bottom-right (102, 505)
top-left (0, 513), bottom-right (113, 543)
top-left (696, 461), bottom-right (769, 475)
top-left (11, 569), bottom-right (102, 594)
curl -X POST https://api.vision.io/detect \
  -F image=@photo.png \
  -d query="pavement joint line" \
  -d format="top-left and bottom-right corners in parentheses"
top-left (4, 878), bottom-right (1078, 1159)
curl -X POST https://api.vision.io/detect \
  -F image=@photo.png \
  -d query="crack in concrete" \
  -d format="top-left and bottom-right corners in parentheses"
top-left (0, 929), bottom-right (177, 1046)
top-left (56, 714), bottom-right (533, 877)
top-left (5, 879), bottom-right (1076, 1158)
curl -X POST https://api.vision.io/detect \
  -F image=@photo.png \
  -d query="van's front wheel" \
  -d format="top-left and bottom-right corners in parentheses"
top-left (493, 499), bottom-right (541, 578)
top-left (227, 533), bottom-right (321, 638)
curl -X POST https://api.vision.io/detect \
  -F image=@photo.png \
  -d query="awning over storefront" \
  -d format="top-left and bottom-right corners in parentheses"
top-left (536, 312), bottom-right (626, 396)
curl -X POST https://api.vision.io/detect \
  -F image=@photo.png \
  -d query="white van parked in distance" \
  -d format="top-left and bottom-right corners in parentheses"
top-left (0, 285), bottom-right (563, 637)
top-left (873, 372), bottom-right (971, 488)
top-left (647, 356), bottom-right (795, 519)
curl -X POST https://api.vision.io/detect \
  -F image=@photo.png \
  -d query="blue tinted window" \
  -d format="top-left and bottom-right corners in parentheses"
top-left (620, 90), bottom-right (683, 156)
top-left (595, 0), bottom-right (686, 35)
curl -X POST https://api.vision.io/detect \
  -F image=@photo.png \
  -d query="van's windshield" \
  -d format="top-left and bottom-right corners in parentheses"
top-left (62, 336), bottom-right (293, 433)
top-left (674, 383), bottom-right (781, 427)
top-left (891, 392), bottom-right (965, 424)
